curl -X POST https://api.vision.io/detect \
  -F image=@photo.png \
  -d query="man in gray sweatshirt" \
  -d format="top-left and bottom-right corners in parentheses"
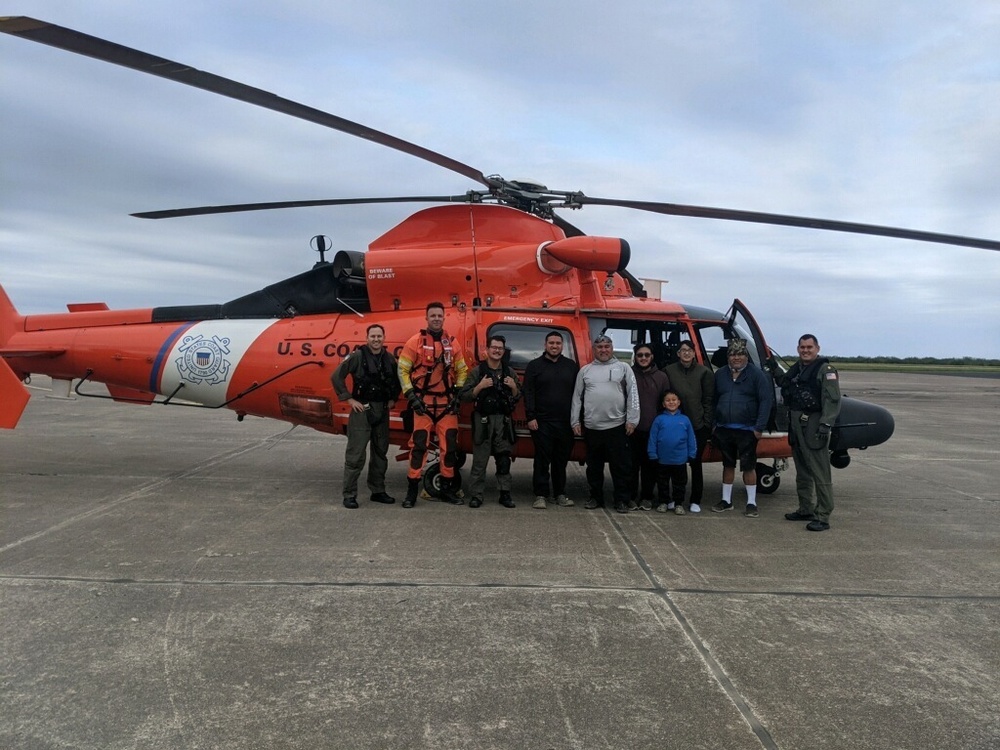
top-left (571, 334), bottom-right (640, 513)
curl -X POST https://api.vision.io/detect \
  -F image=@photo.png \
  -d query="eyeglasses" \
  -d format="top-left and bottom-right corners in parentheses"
top-left (488, 345), bottom-right (505, 351)
top-left (636, 353), bottom-right (652, 359)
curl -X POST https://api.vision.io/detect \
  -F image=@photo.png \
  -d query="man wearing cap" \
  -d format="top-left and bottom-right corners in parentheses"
top-left (571, 334), bottom-right (640, 514)
top-left (711, 338), bottom-right (773, 518)
top-left (664, 340), bottom-right (715, 513)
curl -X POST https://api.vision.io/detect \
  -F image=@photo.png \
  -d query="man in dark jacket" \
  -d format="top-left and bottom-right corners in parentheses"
top-left (665, 340), bottom-right (715, 512)
top-left (629, 343), bottom-right (670, 510)
top-left (523, 330), bottom-right (579, 509)
top-left (711, 338), bottom-right (773, 518)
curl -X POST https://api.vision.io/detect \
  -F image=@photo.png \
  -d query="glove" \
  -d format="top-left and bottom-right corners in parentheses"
top-left (406, 391), bottom-right (427, 415)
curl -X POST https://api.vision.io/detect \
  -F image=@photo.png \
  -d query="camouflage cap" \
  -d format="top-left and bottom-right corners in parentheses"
top-left (727, 338), bottom-right (749, 356)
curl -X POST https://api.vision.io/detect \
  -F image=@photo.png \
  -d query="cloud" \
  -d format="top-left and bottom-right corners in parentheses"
top-left (2, 0), bottom-right (999, 358)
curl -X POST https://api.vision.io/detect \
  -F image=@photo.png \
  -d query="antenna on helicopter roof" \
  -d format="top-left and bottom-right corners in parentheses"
top-left (311, 235), bottom-right (332, 267)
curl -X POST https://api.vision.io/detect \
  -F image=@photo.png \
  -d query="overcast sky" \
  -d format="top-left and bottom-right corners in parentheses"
top-left (2, 1), bottom-right (999, 358)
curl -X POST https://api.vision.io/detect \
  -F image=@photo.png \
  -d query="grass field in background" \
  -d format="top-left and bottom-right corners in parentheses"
top-left (830, 362), bottom-right (1000, 376)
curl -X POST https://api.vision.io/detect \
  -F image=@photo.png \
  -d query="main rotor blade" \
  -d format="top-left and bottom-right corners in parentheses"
top-left (0, 16), bottom-right (493, 188)
top-left (575, 196), bottom-right (1000, 251)
top-left (132, 195), bottom-right (481, 219)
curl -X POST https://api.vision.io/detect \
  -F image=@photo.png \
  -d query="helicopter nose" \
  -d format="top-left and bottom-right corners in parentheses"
top-left (831, 397), bottom-right (896, 451)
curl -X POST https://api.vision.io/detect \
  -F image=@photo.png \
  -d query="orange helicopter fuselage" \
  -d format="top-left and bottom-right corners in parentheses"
top-left (2, 205), bottom-right (795, 465)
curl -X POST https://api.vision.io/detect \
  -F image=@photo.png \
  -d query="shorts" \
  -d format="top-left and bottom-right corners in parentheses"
top-left (714, 426), bottom-right (758, 472)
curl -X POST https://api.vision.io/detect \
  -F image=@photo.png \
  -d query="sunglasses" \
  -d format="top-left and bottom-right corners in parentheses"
top-left (636, 352), bottom-right (653, 359)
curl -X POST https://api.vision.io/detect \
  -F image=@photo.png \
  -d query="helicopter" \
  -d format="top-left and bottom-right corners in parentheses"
top-left (3, 17), bottom-right (998, 498)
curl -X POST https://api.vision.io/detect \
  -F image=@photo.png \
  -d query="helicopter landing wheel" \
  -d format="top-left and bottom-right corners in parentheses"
top-left (756, 462), bottom-right (781, 494)
top-left (422, 463), bottom-right (463, 498)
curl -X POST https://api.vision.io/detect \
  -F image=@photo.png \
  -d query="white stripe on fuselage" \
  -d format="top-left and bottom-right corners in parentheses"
top-left (160, 320), bottom-right (274, 406)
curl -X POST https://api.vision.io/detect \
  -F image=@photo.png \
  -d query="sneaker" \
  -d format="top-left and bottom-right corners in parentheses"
top-left (626, 500), bottom-right (639, 511)
top-left (806, 520), bottom-right (831, 532)
top-left (584, 498), bottom-right (603, 510)
top-left (640, 499), bottom-right (653, 512)
top-left (614, 502), bottom-right (628, 514)
top-left (689, 503), bottom-right (701, 514)
top-left (666, 502), bottom-right (676, 511)
top-left (712, 501), bottom-right (733, 513)
top-left (556, 494), bottom-right (574, 507)
top-left (744, 504), bottom-right (759, 518)
top-left (654, 503), bottom-right (668, 513)
top-left (674, 504), bottom-right (686, 515)
top-left (532, 496), bottom-right (548, 510)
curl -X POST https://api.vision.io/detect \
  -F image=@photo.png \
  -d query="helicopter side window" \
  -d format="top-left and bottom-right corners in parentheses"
top-left (594, 318), bottom-right (687, 367)
top-left (485, 324), bottom-right (577, 370)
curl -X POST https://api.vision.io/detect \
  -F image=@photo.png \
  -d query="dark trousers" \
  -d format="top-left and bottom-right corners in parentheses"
top-left (628, 429), bottom-right (658, 501)
top-left (689, 426), bottom-right (711, 502)
top-left (531, 420), bottom-right (575, 497)
top-left (584, 424), bottom-right (632, 505)
top-left (656, 463), bottom-right (688, 505)
top-left (342, 405), bottom-right (389, 497)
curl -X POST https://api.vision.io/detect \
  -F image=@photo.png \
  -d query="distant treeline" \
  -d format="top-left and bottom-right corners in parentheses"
top-left (828, 356), bottom-right (999, 366)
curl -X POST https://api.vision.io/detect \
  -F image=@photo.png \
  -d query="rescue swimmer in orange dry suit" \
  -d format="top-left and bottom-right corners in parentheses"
top-left (397, 301), bottom-right (470, 507)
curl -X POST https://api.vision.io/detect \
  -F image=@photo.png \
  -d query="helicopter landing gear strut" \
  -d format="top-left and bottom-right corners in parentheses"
top-left (755, 458), bottom-right (787, 495)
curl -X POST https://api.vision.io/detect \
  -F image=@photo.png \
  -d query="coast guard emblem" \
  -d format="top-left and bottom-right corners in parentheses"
top-left (176, 334), bottom-right (233, 385)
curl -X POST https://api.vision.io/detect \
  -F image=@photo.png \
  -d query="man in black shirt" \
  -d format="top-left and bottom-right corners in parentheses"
top-left (523, 331), bottom-right (580, 509)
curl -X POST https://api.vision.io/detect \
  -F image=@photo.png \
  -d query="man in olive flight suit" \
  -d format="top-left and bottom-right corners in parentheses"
top-left (461, 334), bottom-right (521, 509)
top-left (331, 323), bottom-right (401, 509)
top-left (771, 334), bottom-right (842, 532)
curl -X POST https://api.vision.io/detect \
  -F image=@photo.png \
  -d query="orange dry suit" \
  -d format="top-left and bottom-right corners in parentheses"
top-left (397, 328), bottom-right (469, 480)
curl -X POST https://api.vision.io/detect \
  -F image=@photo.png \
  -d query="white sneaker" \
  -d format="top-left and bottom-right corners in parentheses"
top-left (689, 503), bottom-right (701, 513)
top-left (666, 502), bottom-right (675, 510)
top-left (532, 495), bottom-right (547, 510)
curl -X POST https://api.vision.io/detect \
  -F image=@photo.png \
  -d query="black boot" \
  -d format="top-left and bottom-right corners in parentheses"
top-left (402, 478), bottom-right (419, 508)
top-left (441, 477), bottom-right (464, 505)
top-left (499, 491), bottom-right (515, 508)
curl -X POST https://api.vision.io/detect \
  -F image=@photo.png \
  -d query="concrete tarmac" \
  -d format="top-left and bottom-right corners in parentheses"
top-left (1, 372), bottom-right (998, 750)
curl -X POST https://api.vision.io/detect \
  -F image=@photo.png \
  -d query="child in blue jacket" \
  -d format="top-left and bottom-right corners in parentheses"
top-left (648, 391), bottom-right (697, 514)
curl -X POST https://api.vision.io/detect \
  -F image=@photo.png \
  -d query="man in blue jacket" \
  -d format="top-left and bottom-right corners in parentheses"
top-left (711, 338), bottom-right (773, 518)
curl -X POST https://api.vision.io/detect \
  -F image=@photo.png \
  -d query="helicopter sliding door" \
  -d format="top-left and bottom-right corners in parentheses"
top-left (725, 298), bottom-right (784, 432)
top-left (726, 299), bottom-right (772, 371)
